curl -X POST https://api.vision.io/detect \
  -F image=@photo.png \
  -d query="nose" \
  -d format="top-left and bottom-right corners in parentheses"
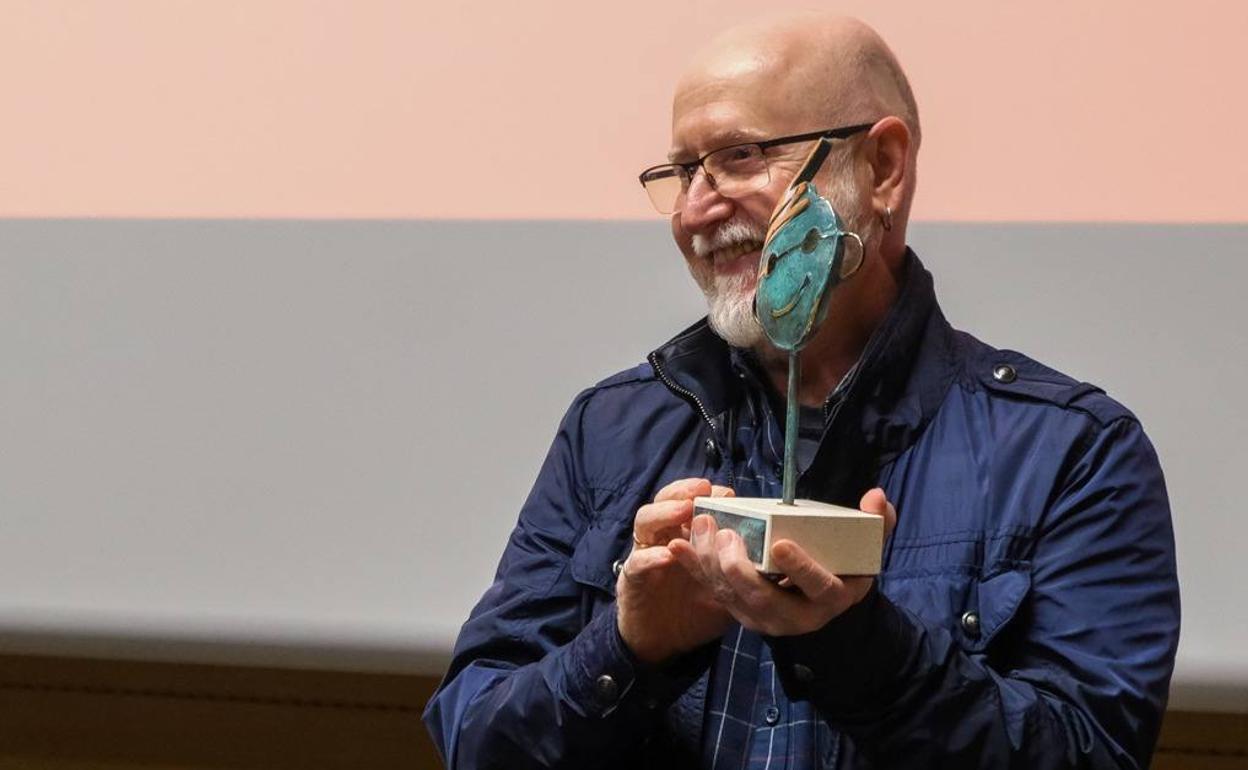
top-left (678, 167), bottom-right (734, 235)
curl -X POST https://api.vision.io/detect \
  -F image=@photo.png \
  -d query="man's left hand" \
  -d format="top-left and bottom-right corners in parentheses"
top-left (668, 488), bottom-right (897, 637)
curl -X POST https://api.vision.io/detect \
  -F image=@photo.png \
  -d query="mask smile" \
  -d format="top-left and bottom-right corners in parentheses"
top-left (768, 273), bottom-right (810, 318)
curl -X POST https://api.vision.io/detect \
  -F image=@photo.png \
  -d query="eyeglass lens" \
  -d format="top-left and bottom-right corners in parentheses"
top-left (642, 144), bottom-right (771, 214)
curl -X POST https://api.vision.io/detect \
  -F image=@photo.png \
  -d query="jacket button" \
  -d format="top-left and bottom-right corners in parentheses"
top-left (961, 610), bottom-right (982, 638)
top-left (791, 664), bottom-right (815, 683)
top-left (704, 437), bottom-right (722, 468)
top-left (594, 674), bottom-right (619, 702)
top-left (612, 559), bottom-right (623, 578)
top-left (763, 705), bottom-right (781, 725)
top-left (992, 364), bottom-right (1017, 383)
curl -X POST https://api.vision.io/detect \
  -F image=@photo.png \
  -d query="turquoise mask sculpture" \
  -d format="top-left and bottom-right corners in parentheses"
top-left (754, 136), bottom-right (865, 504)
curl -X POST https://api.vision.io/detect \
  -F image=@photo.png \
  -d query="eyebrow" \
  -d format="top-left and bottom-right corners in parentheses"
top-left (667, 128), bottom-right (769, 163)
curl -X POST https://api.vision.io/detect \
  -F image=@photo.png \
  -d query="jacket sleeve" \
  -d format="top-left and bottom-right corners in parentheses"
top-left (767, 416), bottom-right (1181, 769)
top-left (422, 394), bottom-right (709, 769)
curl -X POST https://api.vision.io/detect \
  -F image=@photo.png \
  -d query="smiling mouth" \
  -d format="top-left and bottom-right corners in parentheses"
top-left (769, 274), bottom-right (811, 318)
top-left (710, 241), bottom-right (762, 265)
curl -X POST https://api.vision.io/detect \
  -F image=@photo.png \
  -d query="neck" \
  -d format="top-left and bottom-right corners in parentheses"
top-left (754, 250), bottom-right (903, 407)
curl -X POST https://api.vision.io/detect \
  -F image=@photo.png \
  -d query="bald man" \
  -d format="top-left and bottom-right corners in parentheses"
top-left (424, 15), bottom-right (1179, 769)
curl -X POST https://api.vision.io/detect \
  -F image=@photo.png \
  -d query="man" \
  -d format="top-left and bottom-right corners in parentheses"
top-left (424, 14), bottom-right (1180, 769)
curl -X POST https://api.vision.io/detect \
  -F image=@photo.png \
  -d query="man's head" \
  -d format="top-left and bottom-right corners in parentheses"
top-left (658, 14), bottom-right (920, 349)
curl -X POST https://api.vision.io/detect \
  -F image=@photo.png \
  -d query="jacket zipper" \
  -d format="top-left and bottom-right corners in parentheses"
top-left (648, 352), bottom-right (718, 430)
top-left (647, 351), bottom-right (735, 488)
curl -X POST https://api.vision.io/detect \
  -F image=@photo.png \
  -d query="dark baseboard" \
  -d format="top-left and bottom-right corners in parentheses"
top-left (1, 654), bottom-right (1243, 769)
top-left (0, 653), bottom-right (442, 769)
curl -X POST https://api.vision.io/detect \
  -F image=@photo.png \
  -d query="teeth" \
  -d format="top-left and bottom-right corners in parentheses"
top-left (713, 241), bottom-right (761, 263)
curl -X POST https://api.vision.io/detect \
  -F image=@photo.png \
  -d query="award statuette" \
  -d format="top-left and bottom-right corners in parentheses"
top-left (692, 135), bottom-right (884, 578)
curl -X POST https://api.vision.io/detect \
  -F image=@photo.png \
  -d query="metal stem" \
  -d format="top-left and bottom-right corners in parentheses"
top-left (782, 351), bottom-right (800, 505)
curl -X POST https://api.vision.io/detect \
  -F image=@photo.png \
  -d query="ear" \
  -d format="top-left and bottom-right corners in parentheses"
top-left (866, 117), bottom-right (911, 216)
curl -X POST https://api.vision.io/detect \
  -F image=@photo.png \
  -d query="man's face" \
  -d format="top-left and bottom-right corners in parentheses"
top-left (668, 70), bottom-right (863, 349)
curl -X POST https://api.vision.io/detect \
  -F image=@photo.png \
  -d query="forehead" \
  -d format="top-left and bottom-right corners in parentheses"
top-left (669, 66), bottom-right (802, 161)
top-left (668, 102), bottom-right (768, 160)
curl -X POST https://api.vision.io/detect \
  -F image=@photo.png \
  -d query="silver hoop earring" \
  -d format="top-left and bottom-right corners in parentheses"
top-left (881, 206), bottom-right (893, 232)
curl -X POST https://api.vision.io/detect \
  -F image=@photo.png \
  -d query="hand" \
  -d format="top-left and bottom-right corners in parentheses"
top-left (669, 487), bottom-right (897, 637)
top-left (616, 478), bottom-right (735, 664)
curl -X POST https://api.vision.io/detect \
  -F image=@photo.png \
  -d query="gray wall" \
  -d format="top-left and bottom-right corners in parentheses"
top-left (0, 221), bottom-right (1243, 710)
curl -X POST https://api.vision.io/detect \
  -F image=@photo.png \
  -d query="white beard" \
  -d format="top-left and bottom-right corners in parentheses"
top-left (688, 218), bottom-right (767, 349)
top-left (704, 268), bottom-right (767, 349)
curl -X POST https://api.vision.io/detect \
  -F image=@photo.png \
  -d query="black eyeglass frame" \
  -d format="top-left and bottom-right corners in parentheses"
top-left (637, 121), bottom-right (877, 207)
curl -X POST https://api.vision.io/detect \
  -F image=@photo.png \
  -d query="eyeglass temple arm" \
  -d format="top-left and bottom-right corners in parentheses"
top-left (792, 135), bottom-right (835, 187)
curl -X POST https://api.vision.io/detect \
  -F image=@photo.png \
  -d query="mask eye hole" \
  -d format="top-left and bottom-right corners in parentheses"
top-left (764, 251), bottom-right (780, 275)
top-left (801, 228), bottom-right (820, 253)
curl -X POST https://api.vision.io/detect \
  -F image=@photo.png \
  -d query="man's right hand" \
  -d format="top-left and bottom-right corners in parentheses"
top-left (616, 478), bottom-right (734, 665)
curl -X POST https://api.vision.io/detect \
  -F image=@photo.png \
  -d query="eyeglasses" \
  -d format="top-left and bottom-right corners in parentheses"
top-left (638, 122), bottom-right (875, 215)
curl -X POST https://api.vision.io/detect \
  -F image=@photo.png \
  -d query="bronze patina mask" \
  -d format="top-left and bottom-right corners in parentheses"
top-left (754, 137), bottom-right (864, 352)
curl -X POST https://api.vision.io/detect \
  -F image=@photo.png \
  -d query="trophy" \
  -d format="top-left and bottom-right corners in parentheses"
top-left (692, 136), bottom-right (884, 578)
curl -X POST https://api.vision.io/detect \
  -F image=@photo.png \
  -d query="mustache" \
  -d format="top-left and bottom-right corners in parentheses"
top-left (691, 218), bottom-right (766, 259)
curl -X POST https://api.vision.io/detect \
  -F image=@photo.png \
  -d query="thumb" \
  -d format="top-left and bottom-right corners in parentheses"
top-left (859, 487), bottom-right (898, 540)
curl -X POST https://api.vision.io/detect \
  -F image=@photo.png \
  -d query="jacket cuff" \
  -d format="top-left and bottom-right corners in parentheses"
top-left (561, 603), bottom-right (714, 719)
top-left (766, 585), bottom-right (919, 717)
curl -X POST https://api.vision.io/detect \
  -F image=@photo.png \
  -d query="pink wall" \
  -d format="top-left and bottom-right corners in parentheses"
top-left (2, 1), bottom-right (1244, 221)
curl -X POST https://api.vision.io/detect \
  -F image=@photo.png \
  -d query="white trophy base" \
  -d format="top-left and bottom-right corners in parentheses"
top-left (692, 496), bottom-right (883, 576)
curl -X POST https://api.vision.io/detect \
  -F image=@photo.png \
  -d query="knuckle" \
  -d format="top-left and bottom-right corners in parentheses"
top-left (698, 556), bottom-right (719, 576)
top-left (624, 560), bottom-right (665, 588)
top-left (660, 477), bottom-right (705, 499)
top-left (724, 558), bottom-right (753, 584)
top-left (654, 481), bottom-right (682, 501)
top-left (624, 551), bottom-right (651, 575)
top-left (801, 570), bottom-right (833, 598)
top-left (790, 560), bottom-right (816, 583)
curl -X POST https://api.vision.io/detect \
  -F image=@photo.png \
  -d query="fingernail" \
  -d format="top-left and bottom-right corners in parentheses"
top-left (692, 516), bottom-right (709, 538)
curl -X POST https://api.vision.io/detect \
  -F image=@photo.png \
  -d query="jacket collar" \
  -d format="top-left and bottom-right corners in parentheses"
top-left (649, 250), bottom-right (959, 494)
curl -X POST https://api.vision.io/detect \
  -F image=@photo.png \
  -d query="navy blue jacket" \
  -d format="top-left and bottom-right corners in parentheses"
top-left (424, 252), bottom-right (1180, 768)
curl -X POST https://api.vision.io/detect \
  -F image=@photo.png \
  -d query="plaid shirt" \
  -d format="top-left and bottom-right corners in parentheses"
top-left (702, 627), bottom-right (837, 770)
top-left (696, 358), bottom-right (846, 770)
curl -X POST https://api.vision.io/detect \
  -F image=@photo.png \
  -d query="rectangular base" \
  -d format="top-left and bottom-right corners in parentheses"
top-left (692, 496), bottom-right (883, 576)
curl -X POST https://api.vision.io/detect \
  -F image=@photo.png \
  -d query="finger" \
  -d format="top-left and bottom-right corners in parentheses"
top-left (655, 477), bottom-right (713, 503)
top-left (620, 545), bottom-right (675, 586)
top-left (689, 513), bottom-right (719, 553)
top-left (710, 485), bottom-right (736, 498)
top-left (715, 530), bottom-right (795, 633)
top-left (770, 539), bottom-right (839, 600)
top-left (634, 499), bottom-right (695, 544)
top-left (691, 516), bottom-right (732, 597)
top-left (859, 487), bottom-right (899, 540)
top-left (668, 538), bottom-right (707, 582)
top-left (859, 487), bottom-right (887, 515)
top-left (716, 529), bottom-right (771, 608)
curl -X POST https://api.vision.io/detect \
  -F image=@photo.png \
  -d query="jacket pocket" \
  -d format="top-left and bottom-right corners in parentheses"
top-left (569, 516), bottom-right (632, 597)
top-left (881, 564), bottom-right (1032, 652)
top-left (959, 566), bottom-right (1032, 652)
